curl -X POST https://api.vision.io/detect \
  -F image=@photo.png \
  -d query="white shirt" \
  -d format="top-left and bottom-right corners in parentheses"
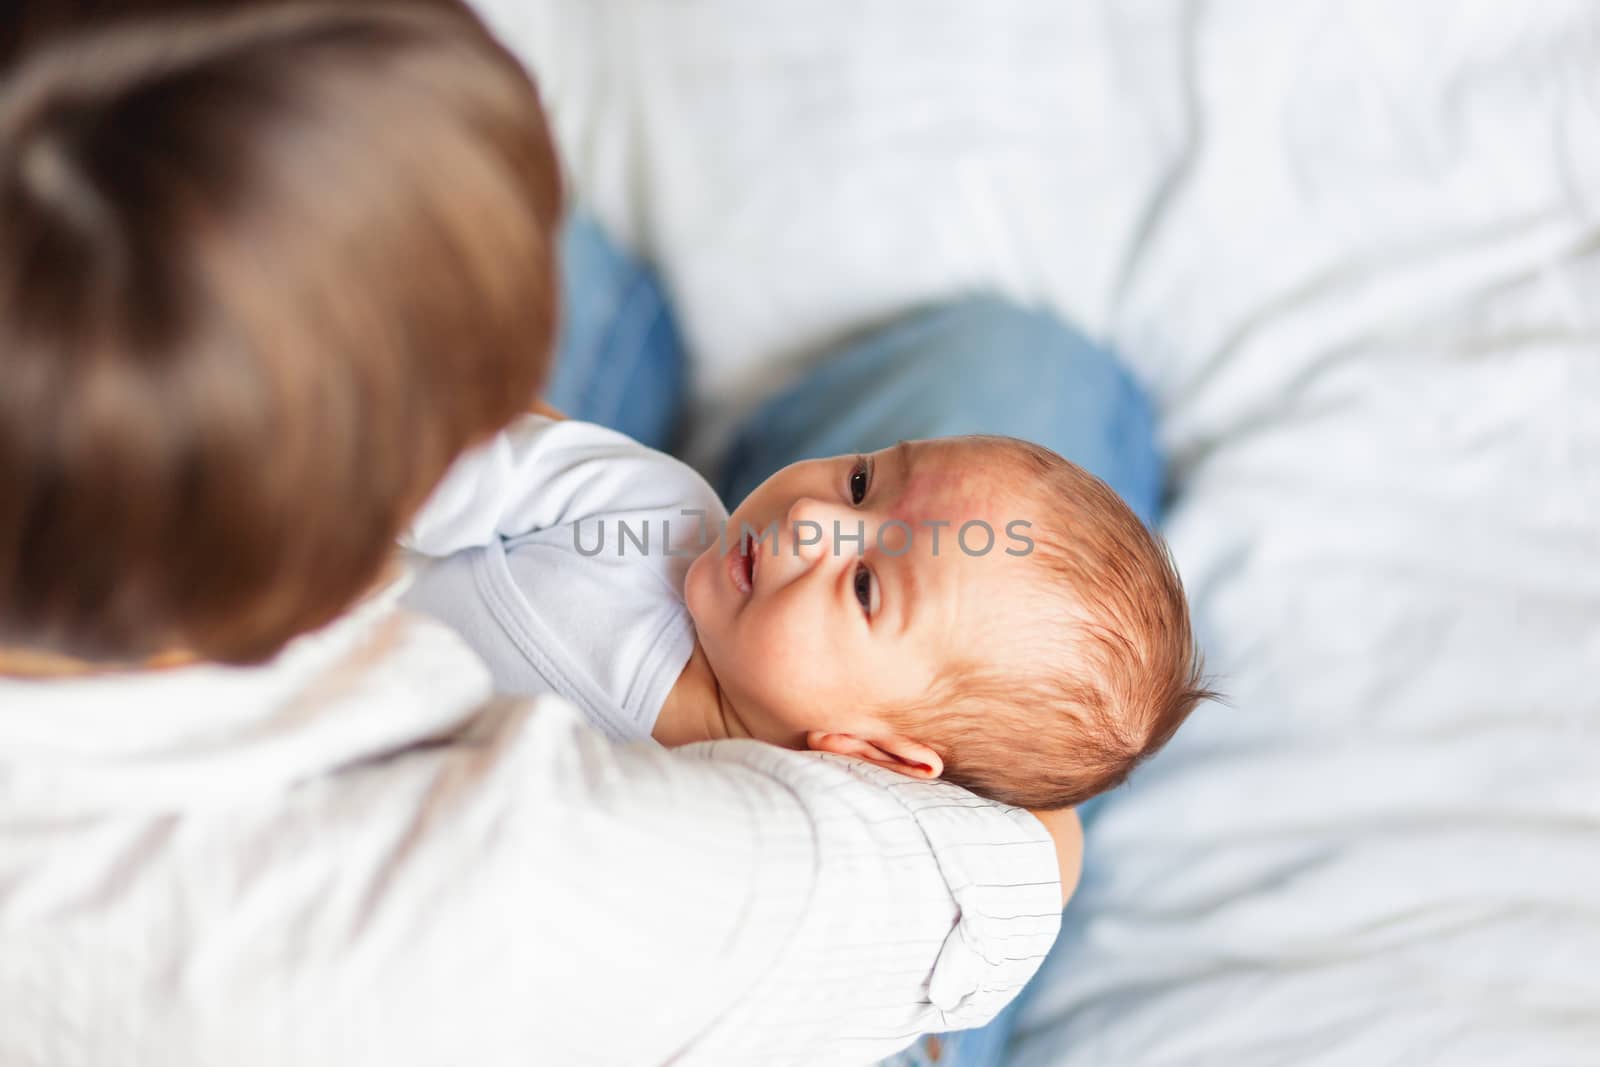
top-left (0, 579), bottom-right (1062, 1066)
top-left (402, 415), bottom-right (720, 741)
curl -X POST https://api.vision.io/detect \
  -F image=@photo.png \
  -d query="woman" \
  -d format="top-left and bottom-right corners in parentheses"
top-left (0, 3), bottom-right (1080, 1064)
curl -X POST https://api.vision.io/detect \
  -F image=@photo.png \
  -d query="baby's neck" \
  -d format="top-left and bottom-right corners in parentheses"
top-left (651, 641), bottom-right (751, 746)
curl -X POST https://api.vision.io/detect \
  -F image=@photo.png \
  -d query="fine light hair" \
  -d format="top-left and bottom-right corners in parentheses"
top-left (0, 0), bottom-right (562, 663)
top-left (894, 435), bottom-right (1216, 810)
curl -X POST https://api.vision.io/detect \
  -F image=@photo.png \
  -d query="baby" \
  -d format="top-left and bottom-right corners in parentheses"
top-left (404, 407), bottom-right (1209, 809)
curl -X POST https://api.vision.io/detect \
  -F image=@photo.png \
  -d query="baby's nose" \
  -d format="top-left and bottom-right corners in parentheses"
top-left (785, 497), bottom-right (863, 562)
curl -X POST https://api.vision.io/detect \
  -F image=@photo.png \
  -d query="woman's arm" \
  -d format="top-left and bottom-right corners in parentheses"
top-left (176, 696), bottom-right (1063, 1066)
top-left (681, 742), bottom-right (1068, 1061)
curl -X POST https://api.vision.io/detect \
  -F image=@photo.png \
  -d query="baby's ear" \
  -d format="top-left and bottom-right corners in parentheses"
top-left (806, 731), bottom-right (944, 781)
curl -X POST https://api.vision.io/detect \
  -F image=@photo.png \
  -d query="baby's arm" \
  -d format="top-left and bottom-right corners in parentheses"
top-left (403, 409), bottom-right (719, 559)
top-left (402, 397), bottom-right (565, 551)
top-left (406, 418), bottom-right (652, 555)
top-left (402, 413), bottom-right (570, 555)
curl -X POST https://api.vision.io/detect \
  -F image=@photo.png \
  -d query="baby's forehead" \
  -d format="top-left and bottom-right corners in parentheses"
top-left (894, 437), bottom-right (1037, 518)
top-left (900, 440), bottom-right (1102, 633)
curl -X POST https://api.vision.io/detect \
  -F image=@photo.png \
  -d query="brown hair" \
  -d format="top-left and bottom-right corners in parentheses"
top-left (895, 436), bottom-right (1216, 810)
top-left (0, 1), bottom-right (563, 664)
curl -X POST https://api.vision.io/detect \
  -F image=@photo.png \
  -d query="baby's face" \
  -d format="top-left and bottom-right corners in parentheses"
top-left (684, 438), bottom-right (1043, 747)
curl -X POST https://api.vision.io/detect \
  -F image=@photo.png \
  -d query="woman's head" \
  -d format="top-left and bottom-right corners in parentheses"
top-left (0, 1), bottom-right (562, 664)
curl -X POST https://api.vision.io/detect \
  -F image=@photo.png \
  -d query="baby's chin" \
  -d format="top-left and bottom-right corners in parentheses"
top-left (682, 544), bottom-right (720, 621)
top-left (682, 553), bottom-right (737, 671)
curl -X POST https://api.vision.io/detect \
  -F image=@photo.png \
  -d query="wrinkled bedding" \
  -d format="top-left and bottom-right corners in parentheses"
top-left (476, 1), bottom-right (1600, 1061)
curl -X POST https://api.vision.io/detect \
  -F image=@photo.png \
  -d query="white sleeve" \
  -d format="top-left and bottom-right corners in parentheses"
top-left (153, 697), bottom-right (1062, 1067)
top-left (675, 740), bottom-right (1066, 1064)
top-left (402, 414), bottom-right (723, 556)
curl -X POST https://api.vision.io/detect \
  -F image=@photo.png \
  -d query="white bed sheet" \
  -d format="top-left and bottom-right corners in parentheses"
top-left (476, 1), bottom-right (1600, 1061)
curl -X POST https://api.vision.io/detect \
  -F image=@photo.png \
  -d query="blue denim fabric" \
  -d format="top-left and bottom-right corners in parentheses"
top-left (545, 216), bottom-right (687, 453)
top-left (717, 295), bottom-right (1163, 529)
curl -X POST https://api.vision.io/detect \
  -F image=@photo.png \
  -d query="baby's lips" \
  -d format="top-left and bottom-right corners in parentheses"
top-left (726, 535), bottom-right (753, 595)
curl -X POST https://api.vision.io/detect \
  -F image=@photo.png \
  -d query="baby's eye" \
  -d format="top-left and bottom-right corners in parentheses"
top-left (849, 457), bottom-right (870, 505)
top-left (853, 563), bottom-right (877, 617)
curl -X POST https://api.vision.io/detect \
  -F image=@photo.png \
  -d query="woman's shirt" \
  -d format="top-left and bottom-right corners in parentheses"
top-left (0, 575), bottom-right (1062, 1066)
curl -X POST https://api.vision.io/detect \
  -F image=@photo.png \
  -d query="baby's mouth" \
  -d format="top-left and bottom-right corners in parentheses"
top-left (728, 532), bottom-right (755, 595)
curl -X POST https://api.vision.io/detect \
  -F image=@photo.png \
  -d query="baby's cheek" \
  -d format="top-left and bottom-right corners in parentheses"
top-left (744, 632), bottom-right (811, 710)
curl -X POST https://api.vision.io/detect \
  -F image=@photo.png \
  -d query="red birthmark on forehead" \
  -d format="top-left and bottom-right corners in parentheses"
top-left (890, 439), bottom-right (1020, 530)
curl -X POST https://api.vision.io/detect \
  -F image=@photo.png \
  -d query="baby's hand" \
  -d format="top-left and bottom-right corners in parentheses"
top-left (1027, 807), bottom-right (1083, 906)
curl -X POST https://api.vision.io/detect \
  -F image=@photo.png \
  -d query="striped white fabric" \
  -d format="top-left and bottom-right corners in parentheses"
top-left (0, 580), bottom-right (1060, 1066)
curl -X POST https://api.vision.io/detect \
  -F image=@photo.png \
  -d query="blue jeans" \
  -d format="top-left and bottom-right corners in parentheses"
top-left (552, 218), bottom-right (1164, 1067)
top-left (716, 294), bottom-right (1162, 527)
top-left (545, 217), bottom-right (687, 453)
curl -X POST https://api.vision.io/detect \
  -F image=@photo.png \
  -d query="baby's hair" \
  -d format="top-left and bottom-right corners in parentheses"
top-left (894, 436), bottom-right (1215, 810)
top-left (0, 1), bottom-right (562, 663)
